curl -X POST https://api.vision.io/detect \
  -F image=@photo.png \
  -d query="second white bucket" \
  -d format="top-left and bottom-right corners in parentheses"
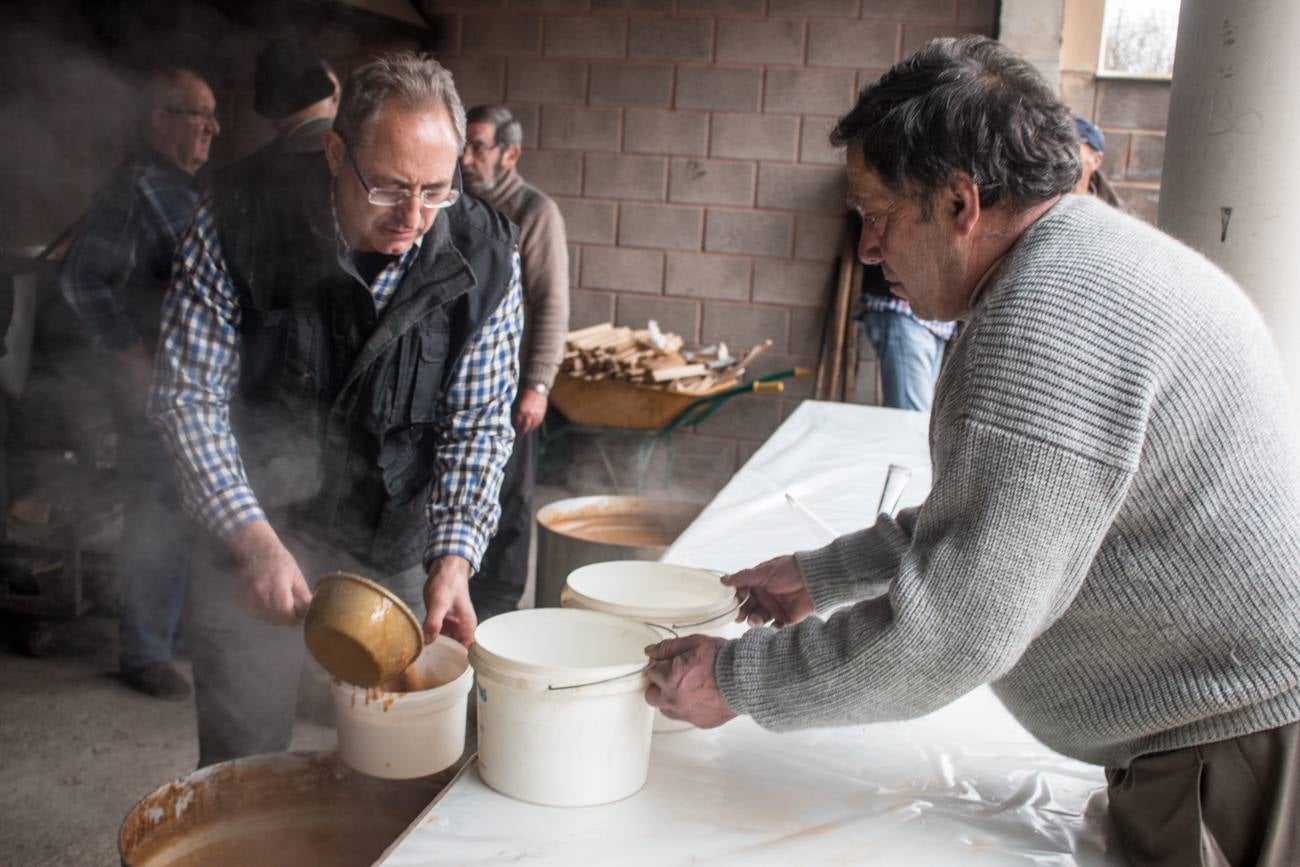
top-left (469, 608), bottom-right (661, 807)
top-left (332, 635), bottom-right (473, 779)
top-left (561, 560), bottom-right (739, 732)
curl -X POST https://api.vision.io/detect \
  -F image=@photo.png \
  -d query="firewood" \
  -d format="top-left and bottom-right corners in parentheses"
top-left (650, 363), bottom-right (708, 382)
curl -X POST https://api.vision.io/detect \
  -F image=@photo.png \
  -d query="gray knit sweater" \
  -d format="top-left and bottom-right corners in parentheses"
top-left (716, 195), bottom-right (1300, 769)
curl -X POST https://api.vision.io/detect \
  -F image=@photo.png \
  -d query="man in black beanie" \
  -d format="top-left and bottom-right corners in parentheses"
top-left (253, 38), bottom-right (339, 155)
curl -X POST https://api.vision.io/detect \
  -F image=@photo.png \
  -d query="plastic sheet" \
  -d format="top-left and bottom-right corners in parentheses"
top-left (379, 402), bottom-right (1116, 865)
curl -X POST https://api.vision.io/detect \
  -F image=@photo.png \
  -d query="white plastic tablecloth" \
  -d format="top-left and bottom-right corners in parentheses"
top-left (380, 401), bottom-right (1117, 865)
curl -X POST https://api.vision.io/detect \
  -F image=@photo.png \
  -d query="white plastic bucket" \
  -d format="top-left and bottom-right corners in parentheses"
top-left (332, 635), bottom-right (473, 779)
top-left (469, 608), bottom-right (661, 807)
top-left (561, 561), bottom-right (739, 732)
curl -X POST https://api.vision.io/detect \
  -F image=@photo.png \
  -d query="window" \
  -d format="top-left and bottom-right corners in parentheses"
top-left (1098, 0), bottom-right (1181, 78)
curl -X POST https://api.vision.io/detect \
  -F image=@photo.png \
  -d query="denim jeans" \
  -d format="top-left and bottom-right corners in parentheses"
top-left (861, 308), bottom-right (947, 412)
top-left (116, 425), bottom-right (193, 673)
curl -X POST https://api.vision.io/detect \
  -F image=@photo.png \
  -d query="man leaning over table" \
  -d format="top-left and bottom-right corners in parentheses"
top-left (644, 36), bottom-right (1300, 867)
top-left (150, 52), bottom-right (522, 767)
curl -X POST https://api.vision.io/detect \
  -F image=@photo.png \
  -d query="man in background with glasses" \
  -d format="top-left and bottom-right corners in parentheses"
top-left (59, 66), bottom-right (219, 701)
top-left (459, 104), bottom-right (569, 621)
top-left (150, 52), bottom-right (522, 766)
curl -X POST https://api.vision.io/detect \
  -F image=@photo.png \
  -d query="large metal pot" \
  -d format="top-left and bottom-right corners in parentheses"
top-left (119, 751), bottom-right (448, 867)
top-left (534, 496), bottom-right (704, 608)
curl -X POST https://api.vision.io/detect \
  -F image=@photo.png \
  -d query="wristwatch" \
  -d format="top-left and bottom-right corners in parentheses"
top-left (528, 382), bottom-right (550, 396)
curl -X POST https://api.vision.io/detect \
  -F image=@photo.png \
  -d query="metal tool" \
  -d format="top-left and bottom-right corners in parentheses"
top-left (875, 464), bottom-right (912, 519)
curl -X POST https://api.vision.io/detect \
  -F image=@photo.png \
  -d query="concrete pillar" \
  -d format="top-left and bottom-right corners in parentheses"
top-left (1158, 0), bottom-right (1300, 400)
top-left (999, 0), bottom-right (1066, 91)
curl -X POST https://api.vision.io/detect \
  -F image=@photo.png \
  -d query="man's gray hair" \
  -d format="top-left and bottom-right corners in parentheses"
top-left (831, 36), bottom-right (1080, 215)
top-left (465, 104), bottom-right (523, 148)
top-left (335, 51), bottom-right (466, 149)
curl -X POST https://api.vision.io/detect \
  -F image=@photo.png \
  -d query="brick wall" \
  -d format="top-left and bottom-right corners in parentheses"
top-left (424, 0), bottom-right (996, 500)
top-left (1060, 72), bottom-right (1169, 223)
top-left (3, 1), bottom-right (998, 505)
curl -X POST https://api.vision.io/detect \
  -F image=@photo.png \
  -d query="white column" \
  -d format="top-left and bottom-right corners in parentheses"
top-left (1158, 0), bottom-right (1300, 400)
top-left (999, 0), bottom-right (1066, 91)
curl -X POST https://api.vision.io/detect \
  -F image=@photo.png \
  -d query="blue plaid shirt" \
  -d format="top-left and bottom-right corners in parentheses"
top-left (59, 150), bottom-right (201, 350)
top-left (148, 197), bottom-right (523, 570)
top-left (858, 294), bottom-right (958, 341)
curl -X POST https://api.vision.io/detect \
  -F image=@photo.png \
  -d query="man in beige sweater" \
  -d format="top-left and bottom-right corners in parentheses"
top-left (461, 105), bottom-right (569, 618)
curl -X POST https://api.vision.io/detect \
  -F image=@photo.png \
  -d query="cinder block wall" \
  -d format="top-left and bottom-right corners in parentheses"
top-left (424, 0), bottom-right (996, 500)
top-left (1060, 73), bottom-right (1169, 222)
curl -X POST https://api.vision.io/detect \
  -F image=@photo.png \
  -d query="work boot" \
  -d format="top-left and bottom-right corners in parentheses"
top-left (120, 663), bottom-right (192, 701)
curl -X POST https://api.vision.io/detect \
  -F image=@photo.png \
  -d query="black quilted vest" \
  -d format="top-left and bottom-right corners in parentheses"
top-left (212, 153), bottom-right (516, 572)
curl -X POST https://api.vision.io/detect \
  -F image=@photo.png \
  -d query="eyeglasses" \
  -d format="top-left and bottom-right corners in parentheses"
top-left (342, 138), bottom-right (460, 210)
top-left (164, 107), bottom-right (220, 127)
top-left (463, 140), bottom-right (500, 158)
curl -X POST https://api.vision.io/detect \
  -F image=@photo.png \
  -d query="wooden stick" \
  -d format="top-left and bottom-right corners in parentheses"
top-left (843, 318), bottom-right (859, 403)
top-left (817, 236), bottom-right (855, 399)
top-left (651, 363), bottom-right (708, 382)
top-left (566, 321), bottom-right (614, 341)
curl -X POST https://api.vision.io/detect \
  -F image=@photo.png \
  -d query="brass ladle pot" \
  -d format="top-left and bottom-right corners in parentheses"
top-left (303, 571), bottom-right (423, 688)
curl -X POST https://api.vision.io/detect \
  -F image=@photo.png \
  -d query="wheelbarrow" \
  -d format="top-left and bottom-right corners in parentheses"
top-left (546, 368), bottom-right (812, 493)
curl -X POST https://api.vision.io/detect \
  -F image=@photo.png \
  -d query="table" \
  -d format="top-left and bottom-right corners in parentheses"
top-left (379, 402), bottom-right (1117, 865)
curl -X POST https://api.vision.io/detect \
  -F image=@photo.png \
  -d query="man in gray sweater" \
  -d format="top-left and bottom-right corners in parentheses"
top-left (645, 36), bottom-right (1300, 867)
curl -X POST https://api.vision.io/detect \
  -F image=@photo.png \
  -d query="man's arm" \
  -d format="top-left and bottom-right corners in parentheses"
top-left (58, 171), bottom-right (144, 352)
top-left (423, 253), bottom-right (524, 642)
top-left (518, 199), bottom-right (569, 391)
top-left (716, 420), bottom-right (1132, 730)
top-left (514, 200), bottom-right (569, 434)
top-left (149, 202), bottom-right (310, 624)
top-left (149, 201), bottom-right (267, 537)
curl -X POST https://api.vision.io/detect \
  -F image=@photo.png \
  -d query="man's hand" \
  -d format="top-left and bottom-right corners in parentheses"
top-left (725, 554), bottom-right (814, 627)
top-left (644, 635), bottom-right (737, 728)
top-left (513, 388), bottom-right (548, 435)
top-left (227, 521), bottom-right (312, 626)
top-left (423, 555), bottom-right (476, 646)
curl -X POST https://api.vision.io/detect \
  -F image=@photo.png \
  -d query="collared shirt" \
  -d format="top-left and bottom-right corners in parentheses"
top-left (59, 150), bottom-right (201, 350)
top-left (148, 197), bottom-right (523, 570)
top-left (858, 294), bottom-right (958, 341)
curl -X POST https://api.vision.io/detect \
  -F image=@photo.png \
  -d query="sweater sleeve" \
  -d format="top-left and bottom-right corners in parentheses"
top-left (792, 507), bottom-right (918, 610)
top-left (716, 418), bottom-right (1133, 729)
top-left (518, 198), bottom-right (569, 389)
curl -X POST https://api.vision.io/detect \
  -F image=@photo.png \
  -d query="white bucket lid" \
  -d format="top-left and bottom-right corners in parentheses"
top-left (565, 561), bottom-right (735, 626)
top-left (471, 609), bottom-right (662, 691)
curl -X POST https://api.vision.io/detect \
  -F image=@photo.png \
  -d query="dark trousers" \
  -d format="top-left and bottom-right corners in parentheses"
top-left (471, 423), bottom-right (535, 619)
top-left (187, 529), bottom-right (427, 768)
top-left (1107, 721), bottom-right (1300, 866)
top-left (116, 423), bottom-right (192, 672)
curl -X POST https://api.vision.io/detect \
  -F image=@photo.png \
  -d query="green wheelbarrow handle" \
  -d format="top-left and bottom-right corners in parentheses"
top-left (664, 367), bottom-right (813, 433)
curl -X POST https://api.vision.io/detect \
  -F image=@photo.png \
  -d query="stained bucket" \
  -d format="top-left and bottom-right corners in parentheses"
top-left (332, 635), bottom-right (473, 779)
top-left (561, 560), bottom-right (739, 732)
top-left (468, 608), bottom-right (661, 806)
top-left (535, 496), bottom-right (704, 608)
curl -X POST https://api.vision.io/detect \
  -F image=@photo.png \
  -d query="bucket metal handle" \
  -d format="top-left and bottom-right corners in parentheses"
top-left (669, 596), bottom-right (742, 630)
top-left (545, 621), bottom-right (678, 692)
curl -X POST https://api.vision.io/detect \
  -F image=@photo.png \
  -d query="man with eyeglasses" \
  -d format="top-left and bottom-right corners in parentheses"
top-left (59, 66), bottom-right (219, 701)
top-left (150, 52), bottom-right (522, 766)
top-left (460, 104), bottom-right (569, 620)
